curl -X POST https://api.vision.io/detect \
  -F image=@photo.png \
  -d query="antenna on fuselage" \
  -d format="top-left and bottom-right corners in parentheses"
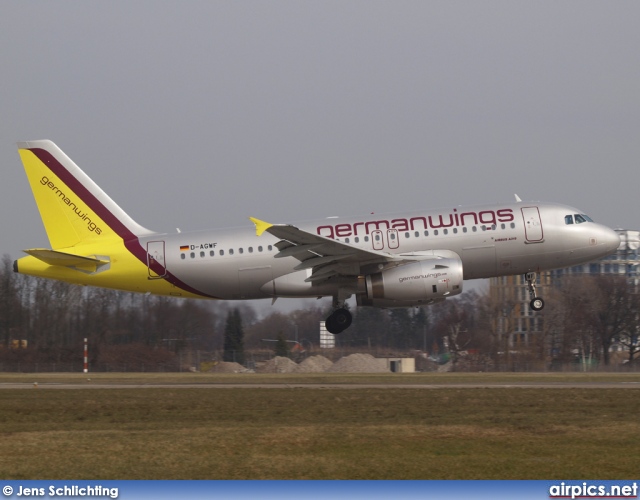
top-left (514, 194), bottom-right (522, 202)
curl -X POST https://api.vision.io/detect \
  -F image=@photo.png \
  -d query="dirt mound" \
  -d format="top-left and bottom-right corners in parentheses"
top-left (207, 361), bottom-right (248, 373)
top-left (256, 356), bottom-right (301, 373)
top-left (326, 353), bottom-right (389, 373)
top-left (298, 355), bottom-right (334, 373)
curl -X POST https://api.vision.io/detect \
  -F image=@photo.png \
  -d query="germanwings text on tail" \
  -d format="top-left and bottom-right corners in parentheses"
top-left (14, 140), bottom-right (620, 333)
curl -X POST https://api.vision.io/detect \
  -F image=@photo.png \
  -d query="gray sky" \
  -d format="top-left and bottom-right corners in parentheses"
top-left (1, 1), bottom-right (639, 312)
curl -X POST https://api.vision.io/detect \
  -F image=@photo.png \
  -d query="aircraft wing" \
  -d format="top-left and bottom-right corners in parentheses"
top-left (249, 217), bottom-right (439, 283)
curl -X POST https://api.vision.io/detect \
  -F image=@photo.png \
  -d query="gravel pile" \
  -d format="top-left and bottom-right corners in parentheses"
top-left (297, 355), bottom-right (334, 373)
top-left (325, 353), bottom-right (389, 373)
top-left (207, 361), bottom-right (248, 373)
top-left (250, 353), bottom-right (393, 374)
top-left (256, 356), bottom-right (301, 373)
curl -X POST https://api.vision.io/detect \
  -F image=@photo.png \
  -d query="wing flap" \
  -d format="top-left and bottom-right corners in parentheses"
top-left (275, 243), bottom-right (323, 259)
top-left (293, 253), bottom-right (352, 271)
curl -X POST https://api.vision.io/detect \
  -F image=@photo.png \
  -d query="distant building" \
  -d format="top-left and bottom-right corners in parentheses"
top-left (549, 229), bottom-right (639, 287)
top-left (489, 229), bottom-right (639, 351)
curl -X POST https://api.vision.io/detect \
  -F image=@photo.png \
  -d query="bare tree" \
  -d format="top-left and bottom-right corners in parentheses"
top-left (591, 275), bottom-right (637, 366)
top-left (0, 255), bottom-right (21, 348)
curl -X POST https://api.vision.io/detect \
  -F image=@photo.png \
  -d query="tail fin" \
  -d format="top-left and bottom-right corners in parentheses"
top-left (17, 140), bottom-right (153, 249)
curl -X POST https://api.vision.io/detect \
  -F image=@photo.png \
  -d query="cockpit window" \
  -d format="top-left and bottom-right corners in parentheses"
top-left (566, 214), bottom-right (594, 225)
top-left (575, 214), bottom-right (588, 224)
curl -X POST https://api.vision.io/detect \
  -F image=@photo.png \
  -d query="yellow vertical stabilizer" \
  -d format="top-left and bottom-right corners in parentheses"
top-left (17, 141), bottom-right (153, 249)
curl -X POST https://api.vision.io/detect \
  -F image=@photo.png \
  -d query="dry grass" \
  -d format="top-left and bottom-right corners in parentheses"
top-left (0, 383), bottom-right (638, 479)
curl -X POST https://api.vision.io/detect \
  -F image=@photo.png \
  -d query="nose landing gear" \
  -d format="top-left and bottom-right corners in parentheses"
top-left (525, 272), bottom-right (545, 311)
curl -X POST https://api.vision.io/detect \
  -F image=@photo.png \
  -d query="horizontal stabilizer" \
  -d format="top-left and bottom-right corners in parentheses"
top-left (23, 248), bottom-right (109, 270)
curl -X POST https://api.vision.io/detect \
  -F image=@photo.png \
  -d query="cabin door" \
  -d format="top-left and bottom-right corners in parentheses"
top-left (521, 207), bottom-right (544, 242)
top-left (147, 241), bottom-right (167, 278)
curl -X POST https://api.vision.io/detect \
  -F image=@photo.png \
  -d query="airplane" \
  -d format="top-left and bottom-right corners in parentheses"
top-left (14, 140), bottom-right (621, 333)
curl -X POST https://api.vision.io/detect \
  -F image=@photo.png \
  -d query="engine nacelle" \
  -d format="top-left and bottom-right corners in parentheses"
top-left (358, 257), bottom-right (463, 307)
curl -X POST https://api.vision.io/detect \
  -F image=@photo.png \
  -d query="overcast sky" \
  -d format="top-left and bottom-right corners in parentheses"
top-left (1, 1), bottom-right (639, 311)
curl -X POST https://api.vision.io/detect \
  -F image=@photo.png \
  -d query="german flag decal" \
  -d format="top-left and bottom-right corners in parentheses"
top-left (180, 245), bottom-right (189, 252)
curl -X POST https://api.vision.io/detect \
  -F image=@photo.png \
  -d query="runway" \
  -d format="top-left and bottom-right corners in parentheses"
top-left (1, 381), bottom-right (639, 389)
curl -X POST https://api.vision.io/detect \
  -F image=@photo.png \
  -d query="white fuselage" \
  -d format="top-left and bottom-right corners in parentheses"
top-left (140, 201), bottom-right (620, 300)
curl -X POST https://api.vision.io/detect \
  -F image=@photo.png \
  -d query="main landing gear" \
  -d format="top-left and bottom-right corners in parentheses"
top-left (525, 272), bottom-right (545, 311)
top-left (325, 297), bottom-right (352, 334)
top-left (325, 308), bottom-right (352, 334)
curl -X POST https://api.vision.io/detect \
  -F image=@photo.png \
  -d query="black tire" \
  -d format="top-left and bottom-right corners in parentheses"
top-left (325, 314), bottom-right (340, 334)
top-left (333, 308), bottom-right (352, 331)
top-left (530, 297), bottom-right (545, 311)
top-left (325, 308), bottom-right (352, 334)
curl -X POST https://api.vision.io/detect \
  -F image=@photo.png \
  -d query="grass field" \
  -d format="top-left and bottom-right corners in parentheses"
top-left (0, 373), bottom-right (639, 479)
top-left (2, 370), bottom-right (640, 385)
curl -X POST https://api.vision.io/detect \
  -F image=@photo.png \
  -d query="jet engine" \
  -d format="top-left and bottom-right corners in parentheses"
top-left (357, 257), bottom-right (463, 307)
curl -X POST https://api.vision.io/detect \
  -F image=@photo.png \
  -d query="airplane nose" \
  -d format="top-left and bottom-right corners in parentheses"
top-left (601, 227), bottom-right (621, 254)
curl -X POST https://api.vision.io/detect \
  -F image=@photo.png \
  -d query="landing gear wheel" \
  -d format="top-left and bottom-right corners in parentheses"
top-left (325, 314), bottom-right (338, 334)
top-left (524, 272), bottom-right (544, 312)
top-left (332, 308), bottom-right (352, 331)
top-left (530, 297), bottom-right (544, 311)
top-left (325, 308), bottom-right (352, 334)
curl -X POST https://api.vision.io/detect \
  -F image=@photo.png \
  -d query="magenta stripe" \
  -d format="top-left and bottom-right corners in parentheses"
top-left (30, 147), bottom-right (217, 298)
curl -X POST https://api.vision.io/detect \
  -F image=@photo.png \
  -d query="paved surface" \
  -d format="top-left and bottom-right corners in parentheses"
top-left (1, 381), bottom-right (639, 389)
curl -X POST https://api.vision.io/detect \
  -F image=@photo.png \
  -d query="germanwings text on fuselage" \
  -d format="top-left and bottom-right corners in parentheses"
top-left (316, 208), bottom-right (514, 239)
